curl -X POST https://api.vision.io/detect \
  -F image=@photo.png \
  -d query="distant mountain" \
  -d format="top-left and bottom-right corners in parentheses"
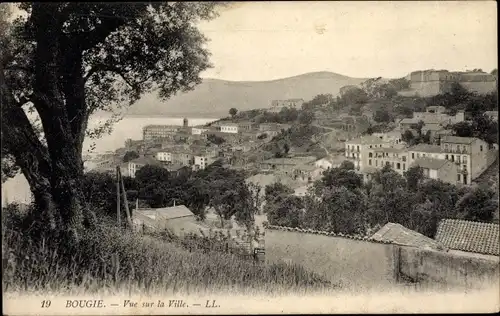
top-left (121, 71), bottom-right (367, 118)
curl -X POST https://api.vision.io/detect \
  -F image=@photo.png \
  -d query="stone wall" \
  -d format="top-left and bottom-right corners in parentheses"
top-left (399, 247), bottom-right (499, 289)
top-left (265, 225), bottom-right (500, 290)
top-left (264, 227), bottom-right (397, 288)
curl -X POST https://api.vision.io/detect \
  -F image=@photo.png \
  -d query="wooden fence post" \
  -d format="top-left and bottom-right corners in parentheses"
top-left (118, 168), bottom-right (133, 228)
top-left (116, 166), bottom-right (121, 227)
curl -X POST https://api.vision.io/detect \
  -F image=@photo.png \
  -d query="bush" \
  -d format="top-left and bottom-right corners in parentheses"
top-left (2, 204), bottom-right (333, 295)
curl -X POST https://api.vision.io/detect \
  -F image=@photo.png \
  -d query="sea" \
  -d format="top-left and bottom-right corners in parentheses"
top-left (1, 115), bottom-right (219, 205)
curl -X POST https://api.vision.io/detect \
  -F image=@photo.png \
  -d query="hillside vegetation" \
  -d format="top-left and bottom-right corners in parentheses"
top-left (2, 204), bottom-right (333, 295)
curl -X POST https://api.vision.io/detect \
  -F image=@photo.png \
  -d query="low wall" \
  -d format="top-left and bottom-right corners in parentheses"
top-left (264, 227), bottom-right (397, 288)
top-left (265, 226), bottom-right (500, 291)
top-left (399, 247), bottom-right (500, 290)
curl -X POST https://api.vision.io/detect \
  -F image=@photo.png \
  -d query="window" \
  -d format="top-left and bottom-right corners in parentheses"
top-left (445, 154), bottom-right (449, 160)
top-left (412, 153), bottom-right (415, 159)
top-left (417, 153), bottom-right (420, 158)
top-left (445, 144), bottom-right (449, 151)
top-left (370, 145), bottom-right (372, 148)
top-left (451, 155), bottom-right (454, 162)
top-left (403, 163), bottom-right (406, 170)
top-left (402, 156), bottom-right (407, 162)
top-left (480, 145), bottom-right (483, 152)
top-left (463, 156), bottom-right (467, 164)
top-left (457, 156), bottom-right (461, 164)
top-left (369, 152), bottom-right (373, 158)
top-left (457, 174), bottom-right (461, 181)
top-left (357, 146), bottom-right (360, 151)
top-left (456, 145), bottom-right (460, 152)
top-left (397, 163), bottom-right (401, 170)
top-left (369, 159), bottom-right (372, 166)
top-left (386, 161), bottom-right (390, 166)
top-left (422, 154), bottom-right (426, 157)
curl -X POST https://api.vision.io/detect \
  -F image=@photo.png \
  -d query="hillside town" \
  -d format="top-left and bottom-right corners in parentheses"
top-left (2, 3), bottom-right (499, 310)
top-left (81, 70), bottom-right (499, 273)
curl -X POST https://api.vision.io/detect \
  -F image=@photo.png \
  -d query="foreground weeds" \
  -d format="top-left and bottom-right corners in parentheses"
top-left (2, 204), bottom-right (333, 295)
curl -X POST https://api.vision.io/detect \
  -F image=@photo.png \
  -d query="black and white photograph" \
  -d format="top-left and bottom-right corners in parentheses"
top-left (1, 1), bottom-right (499, 314)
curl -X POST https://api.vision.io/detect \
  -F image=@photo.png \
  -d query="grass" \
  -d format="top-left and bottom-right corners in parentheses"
top-left (2, 203), bottom-right (334, 296)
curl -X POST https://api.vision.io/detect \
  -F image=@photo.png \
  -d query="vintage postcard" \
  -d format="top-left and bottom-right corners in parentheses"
top-left (1, 1), bottom-right (499, 315)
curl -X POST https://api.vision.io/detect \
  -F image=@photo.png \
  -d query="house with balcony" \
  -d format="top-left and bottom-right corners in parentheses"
top-left (410, 157), bottom-right (459, 185)
top-left (440, 136), bottom-right (489, 185)
top-left (344, 135), bottom-right (391, 171)
top-left (365, 147), bottom-right (409, 175)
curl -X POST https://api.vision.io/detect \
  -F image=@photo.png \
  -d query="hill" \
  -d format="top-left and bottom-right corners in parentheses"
top-left (122, 72), bottom-right (366, 117)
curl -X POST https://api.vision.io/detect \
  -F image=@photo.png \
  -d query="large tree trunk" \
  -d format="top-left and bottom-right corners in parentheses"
top-left (29, 4), bottom-right (95, 236)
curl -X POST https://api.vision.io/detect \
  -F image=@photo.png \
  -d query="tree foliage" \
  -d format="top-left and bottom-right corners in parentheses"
top-left (123, 150), bottom-right (140, 162)
top-left (1, 3), bottom-right (220, 237)
top-left (229, 107), bottom-right (238, 117)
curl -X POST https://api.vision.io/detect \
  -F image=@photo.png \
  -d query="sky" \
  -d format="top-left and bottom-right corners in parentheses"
top-left (197, 1), bottom-right (498, 81)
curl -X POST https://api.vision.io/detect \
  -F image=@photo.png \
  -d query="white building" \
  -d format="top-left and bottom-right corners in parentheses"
top-left (345, 135), bottom-right (392, 171)
top-left (219, 124), bottom-right (239, 134)
top-left (192, 127), bottom-right (209, 135)
top-left (193, 155), bottom-right (214, 170)
top-left (156, 151), bottom-right (172, 162)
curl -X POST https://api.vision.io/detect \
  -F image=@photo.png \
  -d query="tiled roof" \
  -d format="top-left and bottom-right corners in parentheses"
top-left (411, 157), bottom-right (450, 170)
top-left (408, 143), bottom-right (443, 153)
top-left (346, 135), bottom-right (388, 145)
top-left (262, 156), bottom-right (316, 166)
top-left (434, 219), bottom-right (499, 256)
top-left (264, 225), bottom-right (393, 245)
top-left (441, 135), bottom-right (477, 144)
top-left (129, 157), bottom-right (161, 166)
top-left (371, 223), bottom-right (445, 250)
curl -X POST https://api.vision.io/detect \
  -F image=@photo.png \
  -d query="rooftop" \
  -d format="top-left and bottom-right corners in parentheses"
top-left (408, 143), bottom-right (443, 153)
top-left (411, 157), bottom-right (450, 170)
top-left (143, 124), bottom-right (180, 130)
top-left (137, 205), bottom-right (194, 220)
top-left (441, 135), bottom-right (477, 144)
top-left (129, 156), bottom-right (161, 166)
top-left (346, 135), bottom-right (388, 145)
top-left (434, 219), bottom-right (499, 256)
top-left (371, 223), bottom-right (445, 250)
top-left (422, 125), bottom-right (446, 131)
top-left (400, 117), bottom-right (443, 125)
top-left (372, 147), bottom-right (405, 154)
top-left (262, 156), bottom-right (316, 166)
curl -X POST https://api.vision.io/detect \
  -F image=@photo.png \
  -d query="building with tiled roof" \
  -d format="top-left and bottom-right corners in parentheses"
top-left (411, 157), bottom-right (458, 184)
top-left (133, 205), bottom-right (198, 236)
top-left (434, 219), bottom-right (499, 256)
top-left (441, 135), bottom-right (477, 145)
top-left (371, 223), bottom-right (446, 251)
